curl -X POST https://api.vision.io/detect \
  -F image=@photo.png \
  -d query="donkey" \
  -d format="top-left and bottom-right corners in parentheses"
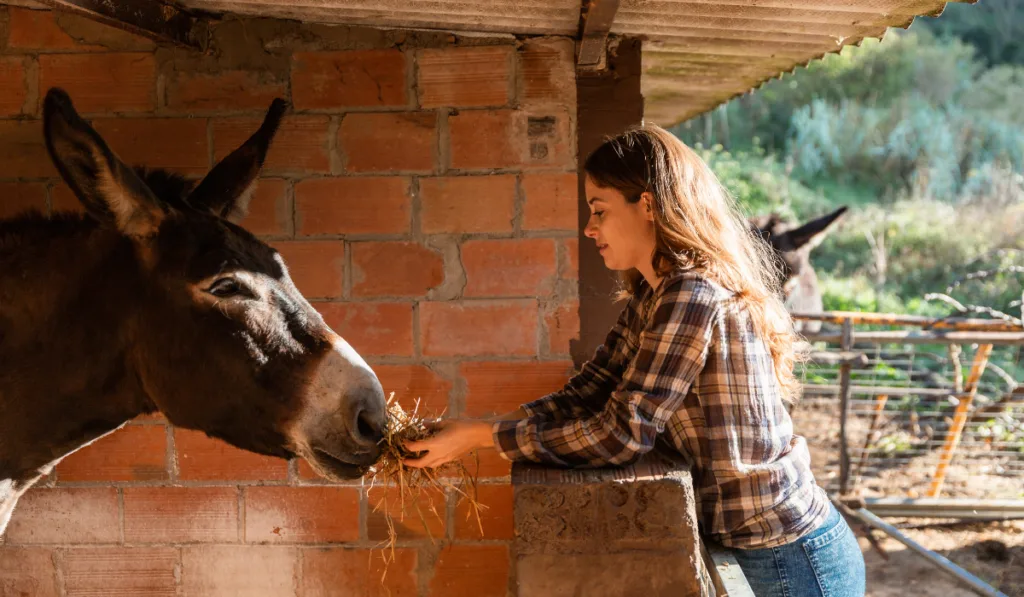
top-left (0, 88), bottom-right (388, 535)
top-left (750, 206), bottom-right (848, 334)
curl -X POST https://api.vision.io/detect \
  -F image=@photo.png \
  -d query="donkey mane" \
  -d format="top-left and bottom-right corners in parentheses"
top-left (0, 167), bottom-right (199, 251)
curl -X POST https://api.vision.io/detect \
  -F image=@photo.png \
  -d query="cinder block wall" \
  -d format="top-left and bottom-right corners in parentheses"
top-left (0, 7), bottom-right (579, 596)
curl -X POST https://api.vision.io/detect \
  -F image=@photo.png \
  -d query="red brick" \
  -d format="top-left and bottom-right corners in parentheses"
top-left (39, 54), bottom-right (156, 113)
top-left (563, 238), bottom-right (579, 279)
top-left (245, 487), bottom-right (360, 543)
top-left (292, 50), bottom-right (407, 110)
top-left (524, 107), bottom-right (575, 168)
top-left (340, 112), bottom-right (436, 173)
top-left (92, 118), bottom-right (209, 176)
top-left (545, 299), bottom-right (580, 355)
top-left (273, 240), bottom-right (345, 299)
top-left (419, 175), bottom-right (516, 234)
top-left (523, 172), bottom-right (578, 231)
top-left (295, 177), bottom-right (412, 236)
top-left (462, 239), bottom-right (558, 297)
top-left (454, 483), bottom-right (513, 540)
top-left (301, 547), bottom-right (418, 597)
top-left (429, 544), bottom-right (509, 597)
top-left (5, 488), bottom-right (119, 544)
top-left (8, 8), bottom-right (100, 50)
top-left (7, 8), bottom-right (152, 52)
top-left (461, 360), bottom-right (573, 417)
top-left (448, 109), bottom-right (523, 170)
top-left (351, 241), bottom-right (443, 297)
top-left (175, 429), bottom-right (288, 481)
top-left (132, 411), bottom-right (168, 424)
top-left (0, 57), bottom-right (26, 116)
top-left (167, 70), bottom-right (288, 112)
top-left (50, 183), bottom-right (83, 214)
top-left (421, 301), bottom-right (537, 357)
top-left (316, 302), bottom-right (414, 357)
top-left (0, 182), bottom-right (46, 219)
top-left (0, 548), bottom-right (59, 596)
top-left (56, 425), bottom-right (167, 482)
top-left (418, 46), bottom-right (512, 108)
top-left (123, 487), bottom-right (238, 543)
top-left (214, 115), bottom-right (331, 175)
top-left (239, 178), bottom-right (292, 237)
top-left (374, 364), bottom-right (452, 415)
top-left (519, 39), bottom-right (576, 107)
top-left (181, 545), bottom-right (297, 595)
top-left (0, 121), bottom-right (55, 179)
top-left (451, 449), bottom-right (512, 479)
top-left (62, 548), bottom-right (177, 597)
top-left (366, 487), bottom-right (445, 541)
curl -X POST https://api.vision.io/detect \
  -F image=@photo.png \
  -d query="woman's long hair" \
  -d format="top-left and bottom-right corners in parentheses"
top-left (584, 124), bottom-right (802, 402)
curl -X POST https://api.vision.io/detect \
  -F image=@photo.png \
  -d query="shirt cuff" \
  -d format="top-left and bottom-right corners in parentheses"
top-left (491, 419), bottom-right (522, 462)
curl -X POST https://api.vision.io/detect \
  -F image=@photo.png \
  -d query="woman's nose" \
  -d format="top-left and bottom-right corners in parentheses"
top-left (584, 217), bottom-right (598, 238)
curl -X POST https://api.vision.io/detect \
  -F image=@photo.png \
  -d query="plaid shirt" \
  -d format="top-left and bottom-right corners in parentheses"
top-left (492, 270), bottom-right (830, 548)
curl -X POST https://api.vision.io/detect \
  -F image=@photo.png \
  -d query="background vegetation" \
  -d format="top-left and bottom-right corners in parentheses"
top-left (672, 0), bottom-right (1024, 319)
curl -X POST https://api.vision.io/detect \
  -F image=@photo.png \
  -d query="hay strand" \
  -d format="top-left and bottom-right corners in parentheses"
top-left (366, 393), bottom-right (486, 583)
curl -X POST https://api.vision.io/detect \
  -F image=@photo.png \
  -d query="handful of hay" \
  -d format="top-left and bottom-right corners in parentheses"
top-left (367, 393), bottom-right (486, 573)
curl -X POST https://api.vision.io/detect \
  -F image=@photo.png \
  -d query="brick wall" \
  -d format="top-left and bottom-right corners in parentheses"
top-left (0, 7), bottom-right (579, 596)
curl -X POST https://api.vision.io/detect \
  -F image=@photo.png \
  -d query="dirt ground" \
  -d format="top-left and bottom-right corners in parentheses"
top-left (792, 405), bottom-right (1024, 597)
top-left (859, 519), bottom-right (1023, 597)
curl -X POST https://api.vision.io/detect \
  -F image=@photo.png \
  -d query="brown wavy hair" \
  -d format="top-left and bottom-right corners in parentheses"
top-left (584, 124), bottom-right (802, 402)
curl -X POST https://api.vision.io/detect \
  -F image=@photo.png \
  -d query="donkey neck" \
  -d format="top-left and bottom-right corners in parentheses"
top-left (0, 213), bottom-right (155, 481)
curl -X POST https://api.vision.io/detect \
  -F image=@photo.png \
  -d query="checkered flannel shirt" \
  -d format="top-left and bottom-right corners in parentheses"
top-left (491, 269), bottom-right (831, 548)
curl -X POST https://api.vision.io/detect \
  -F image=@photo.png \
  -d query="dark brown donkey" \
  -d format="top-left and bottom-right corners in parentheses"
top-left (0, 89), bottom-right (388, 535)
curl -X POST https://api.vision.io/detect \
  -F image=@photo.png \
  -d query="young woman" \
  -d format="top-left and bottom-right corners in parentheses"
top-left (404, 125), bottom-right (866, 596)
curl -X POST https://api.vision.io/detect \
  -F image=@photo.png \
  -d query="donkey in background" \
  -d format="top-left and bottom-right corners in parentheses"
top-left (751, 206), bottom-right (848, 334)
top-left (0, 89), bottom-right (388, 535)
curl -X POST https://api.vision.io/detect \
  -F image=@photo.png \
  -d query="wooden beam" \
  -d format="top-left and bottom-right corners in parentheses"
top-left (35, 0), bottom-right (208, 51)
top-left (577, 0), bottom-right (620, 67)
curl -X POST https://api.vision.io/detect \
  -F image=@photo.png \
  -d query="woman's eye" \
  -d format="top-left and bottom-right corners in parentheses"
top-left (209, 278), bottom-right (243, 297)
top-left (594, 211), bottom-right (605, 218)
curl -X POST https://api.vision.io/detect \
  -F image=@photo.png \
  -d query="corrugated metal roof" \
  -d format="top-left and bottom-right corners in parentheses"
top-left (176, 0), bottom-right (969, 126)
top-left (623, 0), bottom-right (969, 126)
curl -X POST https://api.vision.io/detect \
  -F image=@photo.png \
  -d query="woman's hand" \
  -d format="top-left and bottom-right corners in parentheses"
top-left (402, 419), bottom-right (496, 469)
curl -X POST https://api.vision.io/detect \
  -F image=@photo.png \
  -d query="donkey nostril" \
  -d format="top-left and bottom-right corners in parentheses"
top-left (356, 409), bottom-right (382, 443)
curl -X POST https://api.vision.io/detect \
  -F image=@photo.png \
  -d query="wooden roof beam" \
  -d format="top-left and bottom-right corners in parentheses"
top-left (35, 0), bottom-right (208, 51)
top-left (577, 0), bottom-right (620, 69)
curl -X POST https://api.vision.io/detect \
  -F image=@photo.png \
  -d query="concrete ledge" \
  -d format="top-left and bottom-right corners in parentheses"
top-left (511, 450), bottom-right (716, 596)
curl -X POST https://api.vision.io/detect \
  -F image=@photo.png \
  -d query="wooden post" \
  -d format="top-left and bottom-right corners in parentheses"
top-left (838, 318), bottom-right (854, 495)
top-left (855, 394), bottom-right (888, 482)
top-left (927, 344), bottom-right (994, 498)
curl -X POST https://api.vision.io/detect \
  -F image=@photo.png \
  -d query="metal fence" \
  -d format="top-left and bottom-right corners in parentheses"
top-left (789, 312), bottom-right (1024, 501)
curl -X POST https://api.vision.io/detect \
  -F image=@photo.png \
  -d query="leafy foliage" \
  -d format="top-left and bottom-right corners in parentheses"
top-left (670, 9), bottom-right (1024, 316)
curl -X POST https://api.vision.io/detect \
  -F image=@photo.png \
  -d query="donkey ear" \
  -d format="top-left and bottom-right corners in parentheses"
top-left (780, 206), bottom-right (848, 251)
top-left (43, 88), bottom-right (165, 237)
top-left (187, 98), bottom-right (287, 224)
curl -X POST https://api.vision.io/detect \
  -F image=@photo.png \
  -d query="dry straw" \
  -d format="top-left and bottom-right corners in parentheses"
top-left (366, 393), bottom-right (486, 581)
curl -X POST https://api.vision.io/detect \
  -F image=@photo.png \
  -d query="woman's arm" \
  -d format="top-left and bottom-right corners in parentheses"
top-left (492, 277), bottom-right (719, 467)
top-left (406, 276), bottom-right (719, 470)
top-left (518, 298), bottom-right (639, 421)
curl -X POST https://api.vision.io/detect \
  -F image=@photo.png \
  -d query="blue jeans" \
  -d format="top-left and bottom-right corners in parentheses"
top-left (730, 504), bottom-right (866, 597)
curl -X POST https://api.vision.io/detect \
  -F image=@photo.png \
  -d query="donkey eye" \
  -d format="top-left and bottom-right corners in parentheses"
top-left (208, 278), bottom-right (243, 297)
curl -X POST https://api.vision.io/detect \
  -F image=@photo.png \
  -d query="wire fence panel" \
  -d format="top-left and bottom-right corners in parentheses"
top-left (790, 314), bottom-right (1024, 500)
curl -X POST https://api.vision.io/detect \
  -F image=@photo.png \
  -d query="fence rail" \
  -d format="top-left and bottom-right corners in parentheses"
top-left (791, 311), bottom-right (1024, 501)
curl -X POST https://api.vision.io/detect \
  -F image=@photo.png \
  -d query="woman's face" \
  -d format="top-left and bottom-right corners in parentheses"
top-left (583, 175), bottom-right (656, 273)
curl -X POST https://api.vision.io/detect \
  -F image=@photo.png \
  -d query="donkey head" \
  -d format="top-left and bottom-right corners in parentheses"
top-left (751, 207), bottom-right (847, 331)
top-left (42, 88), bottom-right (387, 479)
